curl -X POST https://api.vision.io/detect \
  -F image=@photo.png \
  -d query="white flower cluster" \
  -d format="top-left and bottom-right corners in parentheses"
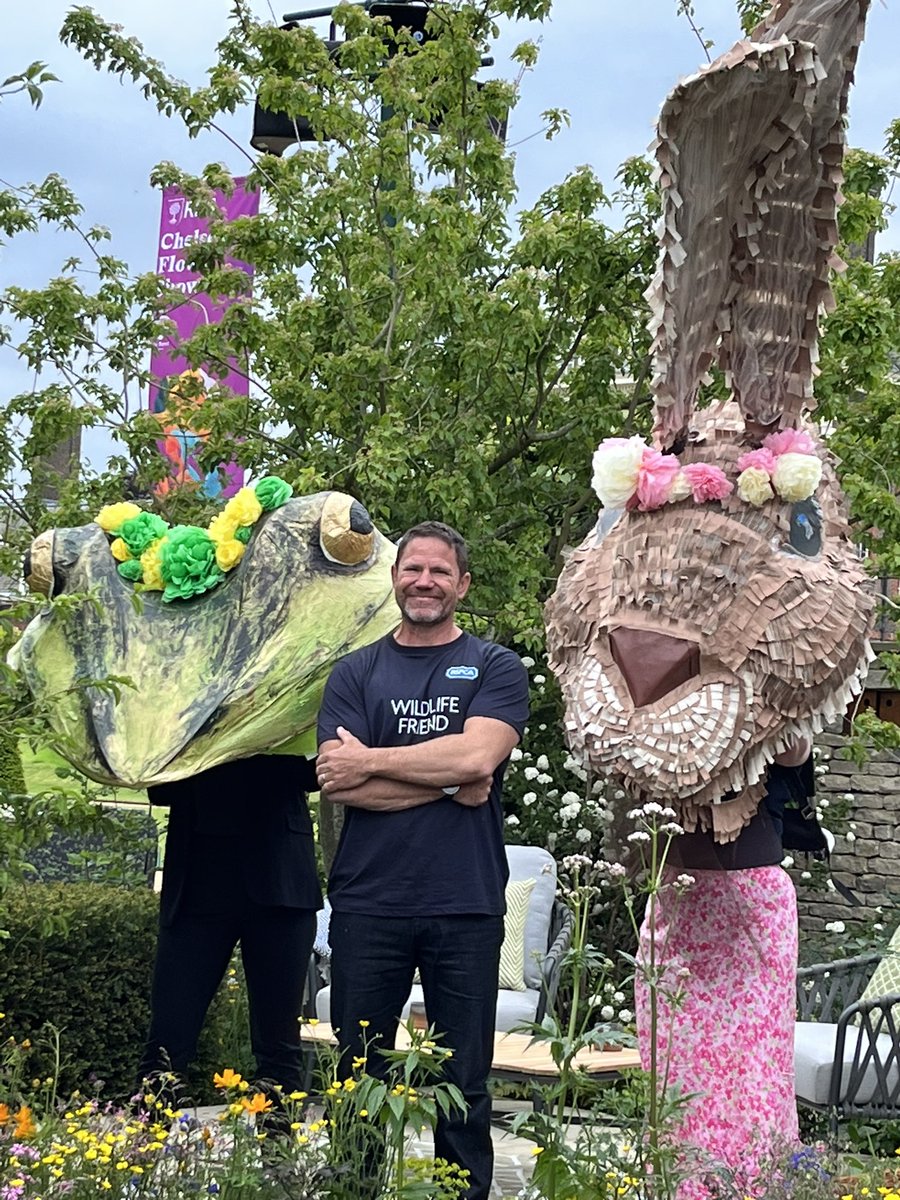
top-left (587, 980), bottom-right (634, 1025)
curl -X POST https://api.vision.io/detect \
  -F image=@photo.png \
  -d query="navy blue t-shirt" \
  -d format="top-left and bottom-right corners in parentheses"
top-left (317, 631), bottom-right (529, 917)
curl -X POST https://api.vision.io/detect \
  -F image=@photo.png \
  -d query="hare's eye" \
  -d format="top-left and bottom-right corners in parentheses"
top-left (788, 500), bottom-right (822, 558)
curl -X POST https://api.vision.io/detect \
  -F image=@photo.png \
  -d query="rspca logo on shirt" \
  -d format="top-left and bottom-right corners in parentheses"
top-left (446, 665), bottom-right (479, 680)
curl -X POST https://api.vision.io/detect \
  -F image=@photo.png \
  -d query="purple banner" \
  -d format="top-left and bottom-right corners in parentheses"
top-left (149, 180), bottom-right (260, 500)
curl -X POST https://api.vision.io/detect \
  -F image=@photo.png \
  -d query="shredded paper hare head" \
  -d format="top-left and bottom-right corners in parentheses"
top-left (546, 0), bottom-right (875, 842)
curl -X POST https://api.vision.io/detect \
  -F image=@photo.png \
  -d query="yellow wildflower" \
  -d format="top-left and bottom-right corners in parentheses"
top-left (96, 502), bottom-right (141, 533)
top-left (530, 1147), bottom-right (544, 1157)
top-left (359, 1020), bottom-right (370, 1028)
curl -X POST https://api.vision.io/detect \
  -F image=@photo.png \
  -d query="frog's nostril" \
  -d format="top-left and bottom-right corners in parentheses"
top-left (609, 627), bottom-right (700, 707)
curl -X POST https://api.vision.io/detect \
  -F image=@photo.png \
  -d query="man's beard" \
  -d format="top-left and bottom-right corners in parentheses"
top-left (399, 596), bottom-right (455, 626)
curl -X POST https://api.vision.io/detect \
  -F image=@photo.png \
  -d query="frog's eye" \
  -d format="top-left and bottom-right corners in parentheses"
top-left (320, 494), bottom-right (375, 565)
top-left (23, 531), bottom-right (55, 597)
top-left (788, 499), bottom-right (822, 558)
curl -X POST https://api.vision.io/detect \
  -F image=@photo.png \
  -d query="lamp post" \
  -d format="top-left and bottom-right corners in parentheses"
top-left (250, 1), bottom-right (499, 156)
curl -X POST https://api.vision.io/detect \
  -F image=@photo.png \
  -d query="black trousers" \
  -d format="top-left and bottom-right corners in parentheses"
top-left (329, 911), bottom-right (504, 1200)
top-left (138, 903), bottom-right (316, 1092)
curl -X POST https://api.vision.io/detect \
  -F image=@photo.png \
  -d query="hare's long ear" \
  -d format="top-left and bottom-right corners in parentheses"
top-left (647, 0), bottom-right (869, 450)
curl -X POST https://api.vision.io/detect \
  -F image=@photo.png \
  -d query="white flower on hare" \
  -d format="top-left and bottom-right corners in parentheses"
top-left (772, 452), bottom-right (823, 502)
top-left (591, 436), bottom-right (646, 508)
top-left (736, 466), bottom-right (775, 507)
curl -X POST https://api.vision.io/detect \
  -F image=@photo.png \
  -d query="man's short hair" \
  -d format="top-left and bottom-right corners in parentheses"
top-left (396, 522), bottom-right (469, 576)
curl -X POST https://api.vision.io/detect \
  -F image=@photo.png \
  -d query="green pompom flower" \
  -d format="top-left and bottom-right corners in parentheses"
top-left (234, 525), bottom-right (252, 545)
top-left (160, 526), bottom-right (224, 603)
top-left (117, 559), bottom-right (144, 583)
top-left (118, 511), bottom-right (169, 558)
top-left (254, 476), bottom-right (292, 511)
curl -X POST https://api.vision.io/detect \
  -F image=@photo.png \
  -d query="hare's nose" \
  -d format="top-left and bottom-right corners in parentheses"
top-left (609, 627), bottom-right (700, 708)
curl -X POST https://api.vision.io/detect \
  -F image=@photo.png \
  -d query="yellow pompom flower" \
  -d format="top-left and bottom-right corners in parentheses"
top-left (110, 538), bottom-right (131, 563)
top-left (215, 539), bottom-right (246, 572)
top-left (207, 511), bottom-right (239, 545)
top-left (223, 487), bottom-right (263, 529)
top-left (96, 502), bottom-right (141, 533)
top-left (141, 539), bottom-right (166, 591)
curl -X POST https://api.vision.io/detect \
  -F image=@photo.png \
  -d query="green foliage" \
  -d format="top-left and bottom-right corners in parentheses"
top-left (0, 62), bottom-right (59, 109)
top-left (841, 708), bottom-right (900, 766)
top-left (0, 729), bottom-right (26, 795)
top-left (0, 884), bottom-right (251, 1102)
top-left (735, 1), bottom-right (769, 35)
top-left (22, 805), bottom-right (158, 888)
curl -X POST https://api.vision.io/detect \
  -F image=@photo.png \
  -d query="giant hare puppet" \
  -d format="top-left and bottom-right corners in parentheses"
top-left (545, 0), bottom-right (874, 842)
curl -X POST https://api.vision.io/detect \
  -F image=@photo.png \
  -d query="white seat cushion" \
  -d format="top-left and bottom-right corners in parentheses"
top-left (315, 981), bottom-right (542, 1034)
top-left (794, 1020), bottom-right (900, 1106)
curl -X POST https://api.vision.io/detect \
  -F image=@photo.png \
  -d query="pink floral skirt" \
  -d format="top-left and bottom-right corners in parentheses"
top-left (635, 866), bottom-right (799, 1199)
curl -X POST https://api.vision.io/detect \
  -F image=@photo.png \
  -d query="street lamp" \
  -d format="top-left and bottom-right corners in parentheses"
top-left (250, 1), bottom-right (500, 156)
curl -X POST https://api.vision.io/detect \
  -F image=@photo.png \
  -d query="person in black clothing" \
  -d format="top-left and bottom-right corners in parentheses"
top-left (137, 753), bottom-right (322, 1095)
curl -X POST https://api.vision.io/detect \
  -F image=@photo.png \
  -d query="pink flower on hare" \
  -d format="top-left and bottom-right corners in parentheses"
top-left (736, 447), bottom-right (777, 475)
top-left (762, 428), bottom-right (816, 457)
top-left (636, 449), bottom-right (682, 510)
top-left (681, 461), bottom-right (733, 503)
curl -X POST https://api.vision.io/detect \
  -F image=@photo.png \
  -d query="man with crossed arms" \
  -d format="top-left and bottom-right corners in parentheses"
top-left (317, 520), bottom-right (529, 1200)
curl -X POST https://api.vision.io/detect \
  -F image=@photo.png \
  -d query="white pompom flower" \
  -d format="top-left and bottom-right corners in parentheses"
top-left (591, 436), bottom-right (646, 509)
top-left (772, 452), bottom-right (822, 502)
top-left (736, 466), bottom-right (775, 507)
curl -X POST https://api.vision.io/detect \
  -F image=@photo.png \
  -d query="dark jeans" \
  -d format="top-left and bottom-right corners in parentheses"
top-left (137, 904), bottom-right (316, 1093)
top-left (329, 912), bottom-right (504, 1200)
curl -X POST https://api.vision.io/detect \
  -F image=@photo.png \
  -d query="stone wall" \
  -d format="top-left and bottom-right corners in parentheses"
top-left (793, 729), bottom-right (900, 937)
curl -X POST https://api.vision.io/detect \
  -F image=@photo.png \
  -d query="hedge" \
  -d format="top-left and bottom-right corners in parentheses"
top-left (0, 884), bottom-right (254, 1102)
top-left (0, 730), bottom-right (26, 794)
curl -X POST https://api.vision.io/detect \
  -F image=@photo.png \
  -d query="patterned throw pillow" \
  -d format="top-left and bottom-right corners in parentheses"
top-left (498, 878), bottom-right (536, 991)
top-left (857, 924), bottom-right (900, 1020)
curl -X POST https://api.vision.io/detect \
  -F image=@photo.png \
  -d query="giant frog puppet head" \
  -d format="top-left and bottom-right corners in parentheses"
top-left (545, 0), bottom-right (875, 842)
top-left (13, 489), bottom-right (399, 787)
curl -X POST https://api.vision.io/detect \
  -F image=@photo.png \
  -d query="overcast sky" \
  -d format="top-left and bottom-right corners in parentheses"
top-left (2, 1), bottom-right (898, 461)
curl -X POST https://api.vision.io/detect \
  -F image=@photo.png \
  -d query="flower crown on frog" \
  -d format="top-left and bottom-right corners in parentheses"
top-left (591, 426), bottom-right (822, 512)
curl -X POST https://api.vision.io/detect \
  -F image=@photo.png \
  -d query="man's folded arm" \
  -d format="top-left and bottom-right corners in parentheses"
top-left (318, 717), bottom-right (519, 792)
